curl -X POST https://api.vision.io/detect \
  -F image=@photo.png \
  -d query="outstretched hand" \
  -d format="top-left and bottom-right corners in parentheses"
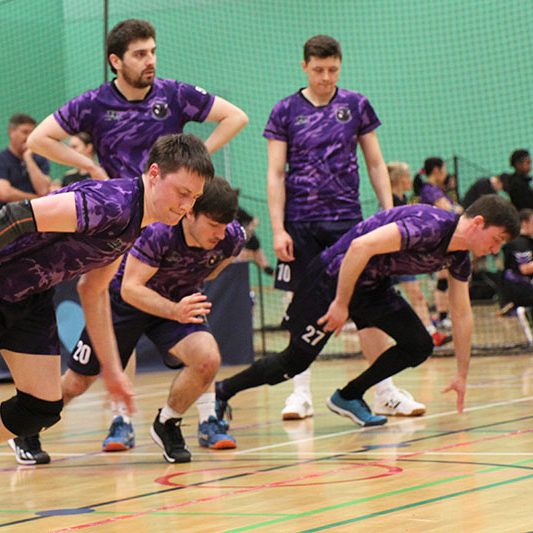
top-left (317, 300), bottom-right (348, 336)
top-left (442, 375), bottom-right (467, 413)
top-left (103, 370), bottom-right (135, 415)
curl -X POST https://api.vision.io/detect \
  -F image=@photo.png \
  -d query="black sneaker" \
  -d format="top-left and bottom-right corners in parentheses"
top-left (8, 435), bottom-right (51, 465)
top-left (150, 410), bottom-right (191, 463)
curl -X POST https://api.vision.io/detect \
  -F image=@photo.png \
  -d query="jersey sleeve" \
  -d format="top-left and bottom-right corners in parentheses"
top-left (53, 91), bottom-right (95, 135)
top-left (263, 100), bottom-right (288, 142)
top-left (224, 221), bottom-right (247, 257)
top-left (448, 253), bottom-right (472, 282)
top-left (129, 223), bottom-right (172, 268)
top-left (357, 95), bottom-right (381, 136)
top-left (173, 81), bottom-right (215, 123)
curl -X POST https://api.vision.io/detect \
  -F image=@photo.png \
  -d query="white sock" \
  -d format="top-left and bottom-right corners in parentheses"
top-left (111, 401), bottom-right (131, 424)
top-left (375, 377), bottom-right (395, 394)
top-left (196, 392), bottom-right (216, 423)
top-left (159, 404), bottom-right (183, 423)
top-left (426, 323), bottom-right (437, 335)
top-left (293, 368), bottom-right (312, 396)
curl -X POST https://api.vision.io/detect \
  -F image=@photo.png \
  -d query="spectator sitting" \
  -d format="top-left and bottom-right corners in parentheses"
top-left (0, 113), bottom-right (51, 204)
top-left (62, 133), bottom-right (100, 186)
top-left (507, 149), bottom-right (533, 210)
top-left (501, 208), bottom-right (533, 309)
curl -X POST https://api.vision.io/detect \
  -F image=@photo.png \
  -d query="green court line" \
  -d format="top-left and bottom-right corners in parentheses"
top-left (301, 474), bottom-right (533, 532)
top-left (224, 459), bottom-right (533, 532)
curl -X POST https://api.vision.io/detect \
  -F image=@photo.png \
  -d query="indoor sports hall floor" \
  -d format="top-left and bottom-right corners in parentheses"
top-left (0, 354), bottom-right (532, 532)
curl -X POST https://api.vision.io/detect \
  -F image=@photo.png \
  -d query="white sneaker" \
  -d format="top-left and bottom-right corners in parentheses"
top-left (281, 391), bottom-right (314, 420)
top-left (373, 387), bottom-right (426, 417)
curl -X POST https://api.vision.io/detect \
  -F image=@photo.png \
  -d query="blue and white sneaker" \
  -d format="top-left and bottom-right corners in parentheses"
top-left (102, 416), bottom-right (135, 452)
top-left (326, 390), bottom-right (387, 427)
top-left (198, 416), bottom-right (237, 449)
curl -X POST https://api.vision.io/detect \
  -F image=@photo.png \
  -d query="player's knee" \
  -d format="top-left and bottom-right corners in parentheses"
top-left (282, 345), bottom-right (316, 377)
top-left (400, 331), bottom-right (433, 367)
top-left (436, 278), bottom-right (448, 292)
top-left (193, 351), bottom-right (221, 385)
top-left (0, 390), bottom-right (63, 437)
top-left (61, 371), bottom-right (94, 403)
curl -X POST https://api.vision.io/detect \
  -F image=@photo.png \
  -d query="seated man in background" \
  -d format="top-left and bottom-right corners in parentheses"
top-left (501, 208), bottom-right (533, 309)
top-left (507, 149), bottom-right (533, 211)
top-left (0, 113), bottom-right (51, 204)
top-left (12, 177), bottom-right (246, 465)
top-left (215, 196), bottom-right (519, 426)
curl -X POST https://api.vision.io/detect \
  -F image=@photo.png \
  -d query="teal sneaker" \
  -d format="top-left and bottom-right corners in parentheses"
top-left (326, 390), bottom-right (387, 427)
top-left (198, 416), bottom-right (236, 449)
top-left (102, 416), bottom-right (135, 452)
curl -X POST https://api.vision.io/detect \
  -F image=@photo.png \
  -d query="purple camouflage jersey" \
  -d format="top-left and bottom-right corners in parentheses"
top-left (322, 204), bottom-right (471, 288)
top-left (419, 182), bottom-right (448, 206)
top-left (110, 220), bottom-right (246, 301)
top-left (263, 88), bottom-right (380, 223)
top-left (54, 78), bottom-right (215, 179)
top-left (0, 178), bottom-right (144, 303)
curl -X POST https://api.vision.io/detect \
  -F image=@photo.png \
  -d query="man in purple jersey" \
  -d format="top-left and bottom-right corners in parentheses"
top-left (24, 177), bottom-right (245, 464)
top-left (216, 196), bottom-right (519, 426)
top-left (0, 133), bottom-right (213, 464)
top-left (27, 19), bottom-right (248, 181)
top-left (264, 34), bottom-right (424, 420)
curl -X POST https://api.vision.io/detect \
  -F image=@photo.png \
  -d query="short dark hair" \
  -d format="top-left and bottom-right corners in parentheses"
top-left (106, 19), bottom-right (156, 73)
top-left (192, 176), bottom-right (238, 223)
top-left (145, 133), bottom-right (214, 183)
top-left (465, 195), bottom-right (520, 240)
top-left (303, 35), bottom-right (342, 62)
top-left (519, 208), bottom-right (533, 224)
top-left (8, 113), bottom-right (36, 129)
top-left (510, 149), bottom-right (530, 169)
top-left (424, 157), bottom-right (445, 176)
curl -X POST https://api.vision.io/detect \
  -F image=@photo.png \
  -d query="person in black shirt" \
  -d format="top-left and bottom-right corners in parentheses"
top-left (461, 175), bottom-right (506, 210)
top-left (507, 149), bottom-right (533, 211)
top-left (501, 208), bottom-right (533, 307)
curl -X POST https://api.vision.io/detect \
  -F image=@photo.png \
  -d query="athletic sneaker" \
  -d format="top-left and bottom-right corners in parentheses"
top-left (198, 416), bottom-right (237, 449)
top-left (326, 390), bottom-right (387, 427)
top-left (102, 416), bottom-right (135, 452)
top-left (150, 410), bottom-right (191, 463)
top-left (8, 435), bottom-right (51, 465)
top-left (432, 331), bottom-right (452, 347)
top-left (373, 387), bottom-right (426, 416)
top-left (281, 391), bottom-right (314, 420)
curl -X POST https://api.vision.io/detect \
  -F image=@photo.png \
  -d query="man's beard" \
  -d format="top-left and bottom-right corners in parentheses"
top-left (122, 68), bottom-right (154, 89)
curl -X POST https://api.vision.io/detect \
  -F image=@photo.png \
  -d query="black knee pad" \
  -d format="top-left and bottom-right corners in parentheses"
top-left (436, 278), bottom-right (448, 292)
top-left (0, 390), bottom-right (63, 437)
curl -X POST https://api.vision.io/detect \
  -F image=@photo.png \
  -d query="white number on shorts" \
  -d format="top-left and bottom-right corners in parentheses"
top-left (72, 340), bottom-right (92, 365)
top-left (277, 264), bottom-right (291, 283)
top-left (301, 325), bottom-right (326, 346)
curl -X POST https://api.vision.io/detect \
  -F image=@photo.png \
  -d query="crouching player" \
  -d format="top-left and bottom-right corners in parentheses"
top-left (11, 176), bottom-right (246, 464)
top-left (216, 196), bottom-right (519, 426)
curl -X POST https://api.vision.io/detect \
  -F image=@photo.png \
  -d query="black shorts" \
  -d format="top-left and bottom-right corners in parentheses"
top-left (274, 219), bottom-right (358, 291)
top-left (283, 257), bottom-right (410, 356)
top-left (68, 292), bottom-right (211, 376)
top-left (0, 289), bottom-right (60, 355)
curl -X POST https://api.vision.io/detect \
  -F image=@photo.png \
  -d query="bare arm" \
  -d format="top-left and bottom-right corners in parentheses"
top-left (267, 139), bottom-right (294, 261)
top-left (30, 192), bottom-right (77, 232)
top-left (318, 223), bottom-right (403, 334)
top-left (518, 261), bottom-right (533, 276)
top-left (205, 256), bottom-right (235, 281)
top-left (22, 150), bottom-right (51, 196)
top-left (121, 254), bottom-right (211, 323)
top-left (203, 96), bottom-right (249, 154)
top-left (0, 178), bottom-right (38, 202)
top-left (77, 257), bottom-right (135, 412)
top-left (442, 275), bottom-right (472, 413)
top-left (359, 131), bottom-right (393, 210)
top-left (27, 115), bottom-right (108, 181)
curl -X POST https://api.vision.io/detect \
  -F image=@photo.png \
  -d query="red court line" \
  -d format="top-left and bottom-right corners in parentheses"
top-left (51, 427), bottom-right (531, 532)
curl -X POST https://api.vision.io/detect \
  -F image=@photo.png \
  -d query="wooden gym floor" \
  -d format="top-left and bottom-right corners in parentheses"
top-left (0, 354), bottom-right (532, 532)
